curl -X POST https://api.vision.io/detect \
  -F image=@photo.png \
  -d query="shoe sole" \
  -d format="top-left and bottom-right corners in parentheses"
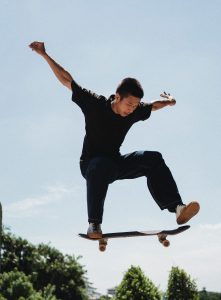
top-left (87, 232), bottom-right (102, 239)
top-left (177, 201), bottom-right (200, 225)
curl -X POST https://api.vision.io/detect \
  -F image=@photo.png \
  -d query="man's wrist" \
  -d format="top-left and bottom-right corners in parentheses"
top-left (41, 52), bottom-right (48, 58)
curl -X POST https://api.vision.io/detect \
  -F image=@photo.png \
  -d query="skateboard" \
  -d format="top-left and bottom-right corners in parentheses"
top-left (79, 225), bottom-right (190, 252)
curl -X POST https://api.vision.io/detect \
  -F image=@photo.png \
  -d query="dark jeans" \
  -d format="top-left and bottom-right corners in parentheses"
top-left (80, 151), bottom-right (183, 224)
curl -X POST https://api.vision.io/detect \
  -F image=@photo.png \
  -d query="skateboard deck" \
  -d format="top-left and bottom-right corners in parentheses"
top-left (79, 225), bottom-right (190, 252)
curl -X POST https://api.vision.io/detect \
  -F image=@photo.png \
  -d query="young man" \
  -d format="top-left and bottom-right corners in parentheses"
top-left (29, 41), bottom-right (200, 239)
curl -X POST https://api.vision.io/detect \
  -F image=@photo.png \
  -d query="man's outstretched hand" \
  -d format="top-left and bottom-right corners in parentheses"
top-left (160, 91), bottom-right (176, 106)
top-left (29, 41), bottom-right (73, 90)
top-left (29, 41), bottom-right (46, 56)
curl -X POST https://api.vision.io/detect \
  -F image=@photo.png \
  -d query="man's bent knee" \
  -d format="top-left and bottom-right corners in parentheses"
top-left (85, 156), bottom-right (118, 183)
top-left (142, 151), bottom-right (164, 168)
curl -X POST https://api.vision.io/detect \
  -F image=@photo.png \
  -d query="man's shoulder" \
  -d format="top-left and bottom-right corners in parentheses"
top-left (132, 101), bottom-right (152, 121)
top-left (85, 89), bottom-right (107, 103)
top-left (71, 79), bottom-right (107, 110)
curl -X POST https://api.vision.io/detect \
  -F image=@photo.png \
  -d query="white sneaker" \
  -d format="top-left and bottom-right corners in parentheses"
top-left (176, 201), bottom-right (200, 225)
top-left (87, 223), bottom-right (102, 239)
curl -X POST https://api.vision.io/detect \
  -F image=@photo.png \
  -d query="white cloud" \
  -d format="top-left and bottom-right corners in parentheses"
top-left (5, 184), bottom-right (81, 218)
top-left (199, 223), bottom-right (221, 230)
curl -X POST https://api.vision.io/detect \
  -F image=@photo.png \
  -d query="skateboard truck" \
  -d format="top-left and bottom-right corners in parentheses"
top-left (98, 235), bottom-right (170, 252)
top-left (157, 233), bottom-right (170, 247)
top-left (99, 233), bottom-right (170, 252)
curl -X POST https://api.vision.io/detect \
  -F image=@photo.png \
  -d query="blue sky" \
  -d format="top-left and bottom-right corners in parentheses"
top-left (1, 0), bottom-right (221, 294)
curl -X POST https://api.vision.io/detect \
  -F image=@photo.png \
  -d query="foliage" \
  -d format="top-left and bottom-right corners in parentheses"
top-left (199, 288), bottom-right (221, 300)
top-left (115, 265), bottom-right (161, 300)
top-left (1, 228), bottom-right (89, 300)
top-left (0, 269), bottom-right (57, 300)
top-left (166, 266), bottom-right (199, 300)
top-left (0, 202), bottom-right (2, 273)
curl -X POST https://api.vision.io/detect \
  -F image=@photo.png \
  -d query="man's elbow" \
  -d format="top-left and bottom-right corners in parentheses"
top-left (63, 78), bottom-right (72, 90)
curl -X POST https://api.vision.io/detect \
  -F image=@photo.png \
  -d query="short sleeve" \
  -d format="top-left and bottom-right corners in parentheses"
top-left (134, 102), bottom-right (152, 121)
top-left (71, 80), bottom-right (105, 112)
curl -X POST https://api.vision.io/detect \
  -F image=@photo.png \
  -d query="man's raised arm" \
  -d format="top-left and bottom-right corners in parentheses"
top-left (151, 92), bottom-right (176, 111)
top-left (29, 41), bottom-right (73, 90)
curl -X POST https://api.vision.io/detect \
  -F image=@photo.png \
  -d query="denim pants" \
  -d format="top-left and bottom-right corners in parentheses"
top-left (80, 151), bottom-right (183, 224)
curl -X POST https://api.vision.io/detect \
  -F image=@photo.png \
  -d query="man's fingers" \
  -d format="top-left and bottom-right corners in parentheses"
top-left (29, 41), bottom-right (46, 55)
top-left (29, 42), bottom-right (37, 47)
top-left (160, 91), bottom-right (175, 100)
top-left (160, 93), bottom-right (168, 98)
top-left (29, 43), bottom-right (37, 49)
top-left (29, 41), bottom-right (44, 48)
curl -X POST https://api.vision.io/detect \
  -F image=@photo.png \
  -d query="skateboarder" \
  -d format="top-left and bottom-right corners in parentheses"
top-left (29, 41), bottom-right (200, 239)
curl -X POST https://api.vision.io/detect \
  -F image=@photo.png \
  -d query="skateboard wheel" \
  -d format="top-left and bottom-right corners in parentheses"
top-left (162, 239), bottom-right (170, 247)
top-left (99, 245), bottom-right (106, 252)
top-left (99, 239), bottom-right (107, 252)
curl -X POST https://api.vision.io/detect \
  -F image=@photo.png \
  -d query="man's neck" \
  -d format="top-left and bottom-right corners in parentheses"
top-left (111, 101), bottom-right (119, 114)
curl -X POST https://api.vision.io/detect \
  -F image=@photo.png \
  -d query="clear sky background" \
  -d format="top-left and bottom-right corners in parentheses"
top-left (1, 0), bottom-right (221, 295)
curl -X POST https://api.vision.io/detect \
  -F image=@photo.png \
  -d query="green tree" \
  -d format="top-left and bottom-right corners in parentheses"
top-left (1, 228), bottom-right (89, 300)
top-left (0, 269), bottom-right (57, 300)
top-left (199, 287), bottom-right (209, 300)
top-left (199, 288), bottom-right (221, 300)
top-left (166, 266), bottom-right (199, 300)
top-left (0, 202), bottom-right (2, 272)
top-left (115, 265), bottom-right (161, 300)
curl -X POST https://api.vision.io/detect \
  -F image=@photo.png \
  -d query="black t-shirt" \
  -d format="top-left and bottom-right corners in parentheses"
top-left (71, 80), bottom-right (152, 161)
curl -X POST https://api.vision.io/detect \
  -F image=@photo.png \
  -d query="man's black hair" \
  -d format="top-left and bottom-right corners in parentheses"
top-left (116, 78), bottom-right (144, 99)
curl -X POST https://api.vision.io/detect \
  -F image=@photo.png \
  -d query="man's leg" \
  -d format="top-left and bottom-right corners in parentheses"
top-left (117, 151), bottom-right (199, 222)
top-left (80, 156), bottom-right (118, 237)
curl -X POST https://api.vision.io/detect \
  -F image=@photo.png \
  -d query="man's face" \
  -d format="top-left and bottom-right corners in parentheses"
top-left (114, 93), bottom-right (140, 117)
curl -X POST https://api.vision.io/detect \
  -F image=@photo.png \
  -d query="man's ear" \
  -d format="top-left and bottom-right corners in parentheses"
top-left (115, 93), bottom-right (121, 103)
